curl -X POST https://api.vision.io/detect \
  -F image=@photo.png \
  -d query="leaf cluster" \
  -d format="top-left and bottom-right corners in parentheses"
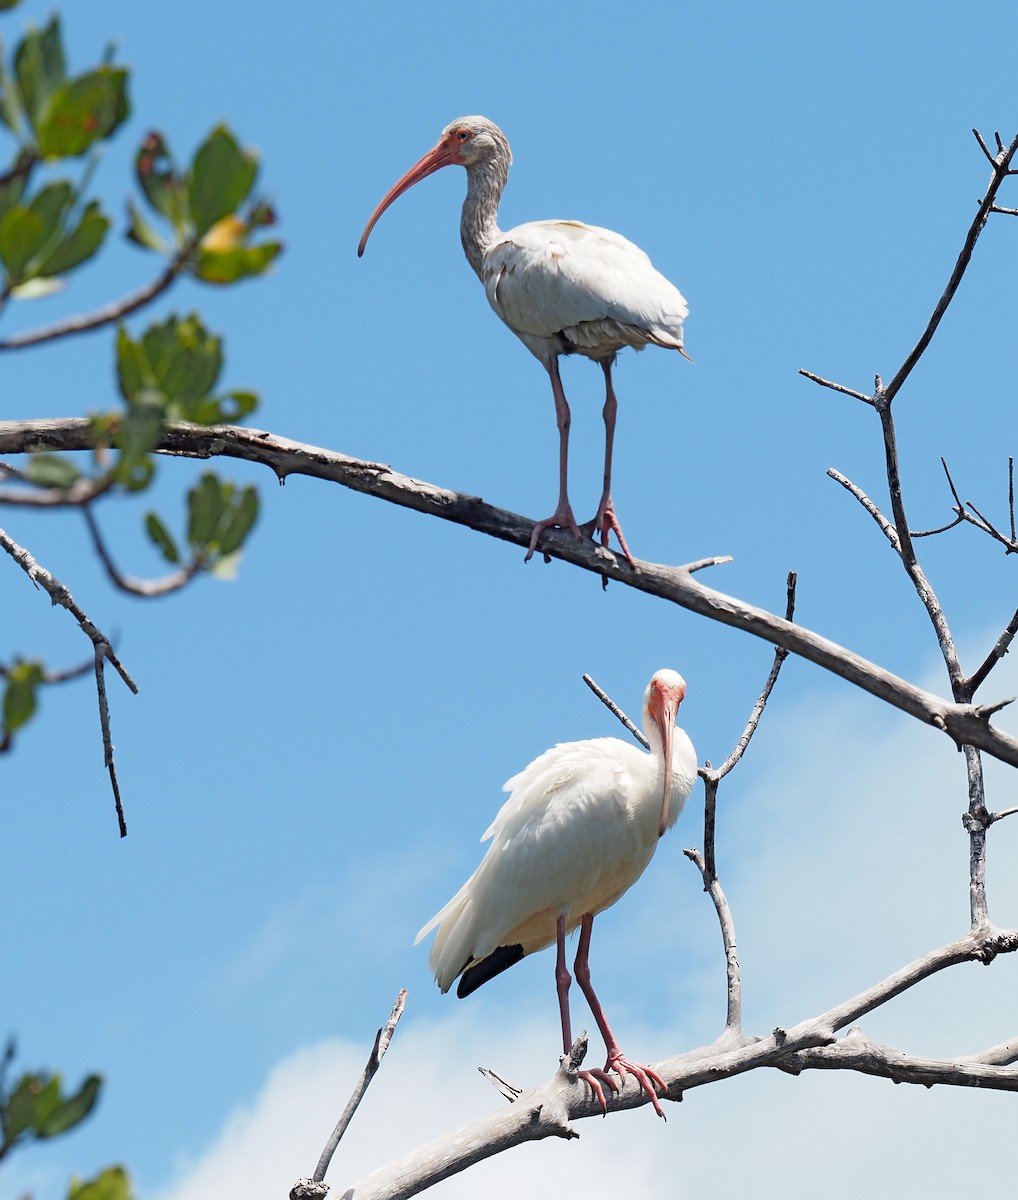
top-left (0, 15), bottom-right (127, 297)
top-left (128, 125), bottom-right (281, 284)
top-left (0, 1042), bottom-right (133, 1198)
top-left (0, 10), bottom-right (276, 749)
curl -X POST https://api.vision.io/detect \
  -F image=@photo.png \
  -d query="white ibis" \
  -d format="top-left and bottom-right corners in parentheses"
top-left (358, 116), bottom-right (690, 564)
top-left (415, 669), bottom-right (696, 1116)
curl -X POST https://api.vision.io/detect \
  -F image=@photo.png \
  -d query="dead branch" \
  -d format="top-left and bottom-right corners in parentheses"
top-left (336, 926), bottom-right (1018, 1200)
top-left (0, 524), bottom-right (137, 835)
top-left (0, 418), bottom-right (1014, 770)
top-left (777, 1026), bottom-right (1018, 1090)
top-left (294, 990), bottom-right (408, 1198)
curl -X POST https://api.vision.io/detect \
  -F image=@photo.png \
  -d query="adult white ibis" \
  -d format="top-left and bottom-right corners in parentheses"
top-left (358, 116), bottom-right (690, 564)
top-left (415, 669), bottom-right (696, 1116)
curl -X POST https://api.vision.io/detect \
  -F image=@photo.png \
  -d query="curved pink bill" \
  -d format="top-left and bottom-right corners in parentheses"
top-left (357, 137), bottom-right (460, 257)
top-left (653, 688), bottom-right (682, 838)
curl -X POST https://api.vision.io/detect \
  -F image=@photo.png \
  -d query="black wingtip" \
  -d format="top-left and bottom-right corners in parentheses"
top-left (456, 944), bottom-right (525, 998)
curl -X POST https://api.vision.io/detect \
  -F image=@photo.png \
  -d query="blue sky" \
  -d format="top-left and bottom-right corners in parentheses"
top-left (4, 2), bottom-right (1018, 1197)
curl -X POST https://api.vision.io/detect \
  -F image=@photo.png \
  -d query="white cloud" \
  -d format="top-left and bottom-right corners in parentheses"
top-left (153, 656), bottom-right (1018, 1200)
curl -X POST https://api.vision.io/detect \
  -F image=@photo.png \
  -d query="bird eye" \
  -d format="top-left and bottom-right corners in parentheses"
top-left (457, 129), bottom-right (471, 142)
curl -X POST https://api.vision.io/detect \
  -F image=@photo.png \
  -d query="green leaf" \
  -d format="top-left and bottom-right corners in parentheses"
top-left (185, 388), bottom-right (258, 425)
top-left (194, 240), bottom-right (281, 285)
top-left (135, 131), bottom-right (185, 228)
top-left (36, 199), bottom-right (109, 276)
top-left (4, 1072), bottom-right (52, 1138)
top-left (146, 315), bottom-right (221, 409)
top-left (0, 203), bottom-right (46, 276)
top-left (14, 16), bottom-right (65, 127)
top-left (36, 66), bottom-right (129, 158)
top-left (124, 197), bottom-right (168, 254)
top-left (36, 1074), bottom-right (101, 1138)
top-left (68, 1166), bottom-right (132, 1200)
top-left (28, 179), bottom-right (72, 230)
top-left (188, 125), bottom-right (257, 237)
top-left (0, 162), bottom-right (27, 222)
top-left (114, 394), bottom-right (164, 491)
top-left (115, 324), bottom-right (149, 402)
top-left (26, 452), bottom-right (81, 487)
top-left (144, 512), bottom-right (179, 564)
top-left (0, 1), bottom-right (25, 11)
top-left (187, 473), bottom-right (225, 549)
top-left (217, 486), bottom-right (259, 557)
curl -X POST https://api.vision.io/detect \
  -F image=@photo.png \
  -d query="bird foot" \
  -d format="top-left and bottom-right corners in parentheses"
top-left (604, 1052), bottom-right (668, 1119)
top-left (580, 496), bottom-right (635, 567)
top-left (575, 1066), bottom-right (619, 1115)
top-left (525, 504), bottom-right (582, 562)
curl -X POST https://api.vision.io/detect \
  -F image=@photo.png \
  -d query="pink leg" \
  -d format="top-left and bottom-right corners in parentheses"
top-left (574, 914), bottom-right (668, 1118)
top-left (555, 914), bottom-right (616, 1113)
top-left (525, 358), bottom-right (582, 562)
top-left (581, 360), bottom-right (636, 566)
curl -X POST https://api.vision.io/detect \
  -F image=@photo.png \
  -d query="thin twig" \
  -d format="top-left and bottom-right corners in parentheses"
top-left (684, 848), bottom-right (742, 1033)
top-left (798, 370), bottom-right (874, 405)
top-left (826, 468), bottom-right (901, 552)
top-left (582, 674), bottom-right (648, 748)
top-left (714, 572), bottom-right (797, 782)
top-left (304, 988), bottom-right (408, 1190)
top-left (698, 573), bottom-right (797, 883)
top-left (880, 131), bottom-right (1018, 405)
top-left (0, 525), bottom-right (137, 835)
top-left (967, 608), bottom-right (1018, 696)
top-left (0, 256), bottom-right (186, 351)
top-left (83, 505), bottom-right (203, 597)
top-left (911, 515), bottom-right (964, 538)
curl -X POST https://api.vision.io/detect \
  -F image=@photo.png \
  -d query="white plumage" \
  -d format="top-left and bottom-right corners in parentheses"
top-left (414, 669), bottom-right (696, 1115)
top-left (359, 116), bottom-right (690, 564)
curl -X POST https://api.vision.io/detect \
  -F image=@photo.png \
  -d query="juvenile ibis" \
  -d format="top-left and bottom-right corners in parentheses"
top-left (358, 116), bottom-right (691, 564)
top-left (415, 669), bottom-right (697, 1115)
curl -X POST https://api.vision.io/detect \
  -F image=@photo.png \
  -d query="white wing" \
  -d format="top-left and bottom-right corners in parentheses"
top-left (482, 220), bottom-right (688, 361)
top-left (416, 736), bottom-right (660, 992)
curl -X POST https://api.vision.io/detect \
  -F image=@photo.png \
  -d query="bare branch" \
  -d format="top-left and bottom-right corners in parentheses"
top-left (827, 469), bottom-right (900, 553)
top-left (0, 524), bottom-right (137, 835)
top-left (881, 132), bottom-right (1018, 405)
top-left (0, 257), bottom-right (186, 351)
top-left (82, 506), bottom-right (202, 597)
top-left (798, 370), bottom-right (874, 404)
top-left (779, 1026), bottom-right (1018, 1090)
top-left (2, 418), bottom-right (1017, 767)
top-left (684, 848), bottom-right (742, 1033)
top-left (973, 128), bottom-right (997, 163)
top-left (338, 927), bottom-right (1018, 1199)
top-left (581, 673), bottom-right (648, 749)
top-left (968, 612), bottom-right (1018, 696)
top-left (713, 571), bottom-right (797, 783)
top-left (300, 989), bottom-right (408, 1195)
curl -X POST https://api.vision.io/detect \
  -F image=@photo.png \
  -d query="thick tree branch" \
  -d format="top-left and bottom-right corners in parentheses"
top-left (338, 926), bottom-right (1018, 1200)
top-left (2, 417), bottom-right (1017, 769)
top-left (779, 1026), bottom-right (1018, 1090)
